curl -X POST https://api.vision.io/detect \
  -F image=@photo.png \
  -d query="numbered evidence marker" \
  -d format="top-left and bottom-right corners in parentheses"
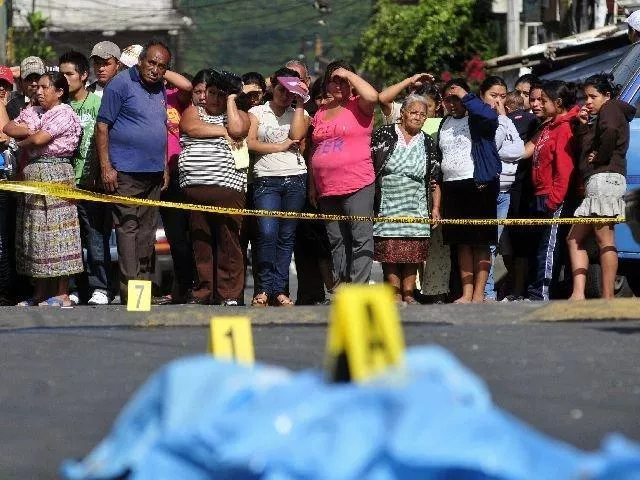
top-left (326, 284), bottom-right (405, 383)
top-left (208, 317), bottom-right (255, 365)
top-left (126, 280), bottom-right (152, 312)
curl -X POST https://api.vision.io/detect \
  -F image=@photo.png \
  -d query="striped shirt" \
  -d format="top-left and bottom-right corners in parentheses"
top-left (178, 107), bottom-right (247, 192)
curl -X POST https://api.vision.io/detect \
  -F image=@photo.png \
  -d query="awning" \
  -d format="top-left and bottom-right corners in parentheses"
top-left (540, 45), bottom-right (631, 81)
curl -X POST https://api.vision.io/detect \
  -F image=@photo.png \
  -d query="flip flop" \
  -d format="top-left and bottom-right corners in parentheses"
top-left (38, 297), bottom-right (72, 307)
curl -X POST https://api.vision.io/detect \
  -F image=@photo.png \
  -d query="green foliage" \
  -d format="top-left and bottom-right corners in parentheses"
top-left (14, 11), bottom-right (55, 62)
top-left (180, 0), bottom-right (371, 77)
top-left (359, 0), bottom-right (501, 84)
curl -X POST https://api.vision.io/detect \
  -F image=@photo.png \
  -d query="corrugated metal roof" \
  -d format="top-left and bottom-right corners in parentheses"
top-left (486, 24), bottom-right (627, 68)
top-left (13, 0), bottom-right (187, 32)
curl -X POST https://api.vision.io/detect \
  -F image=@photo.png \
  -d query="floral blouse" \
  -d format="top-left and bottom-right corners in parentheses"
top-left (15, 103), bottom-right (81, 160)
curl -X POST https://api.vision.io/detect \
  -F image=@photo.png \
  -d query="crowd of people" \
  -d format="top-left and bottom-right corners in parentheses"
top-left (0, 37), bottom-right (632, 307)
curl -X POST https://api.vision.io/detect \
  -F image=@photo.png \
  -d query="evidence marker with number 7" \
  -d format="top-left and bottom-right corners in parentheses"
top-left (208, 317), bottom-right (255, 365)
top-left (126, 280), bottom-right (152, 312)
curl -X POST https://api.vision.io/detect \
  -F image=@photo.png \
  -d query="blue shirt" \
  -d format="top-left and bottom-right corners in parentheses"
top-left (97, 67), bottom-right (167, 173)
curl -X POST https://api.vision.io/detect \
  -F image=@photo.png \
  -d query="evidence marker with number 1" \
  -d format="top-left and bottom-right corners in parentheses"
top-left (208, 317), bottom-right (255, 365)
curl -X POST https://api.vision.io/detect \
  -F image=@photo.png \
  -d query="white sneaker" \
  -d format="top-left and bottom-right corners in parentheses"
top-left (69, 291), bottom-right (80, 306)
top-left (88, 290), bottom-right (110, 305)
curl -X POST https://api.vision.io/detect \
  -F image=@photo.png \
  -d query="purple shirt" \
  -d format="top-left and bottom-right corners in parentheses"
top-left (16, 104), bottom-right (81, 160)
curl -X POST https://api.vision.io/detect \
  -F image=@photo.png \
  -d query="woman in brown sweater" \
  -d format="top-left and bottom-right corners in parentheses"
top-left (568, 74), bottom-right (636, 300)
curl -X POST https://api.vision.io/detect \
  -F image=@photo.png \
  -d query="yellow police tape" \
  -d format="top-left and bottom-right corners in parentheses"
top-left (0, 180), bottom-right (625, 226)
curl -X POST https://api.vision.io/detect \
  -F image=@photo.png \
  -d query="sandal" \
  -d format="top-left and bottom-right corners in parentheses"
top-left (274, 293), bottom-right (295, 307)
top-left (403, 296), bottom-right (418, 305)
top-left (38, 296), bottom-right (73, 307)
top-left (251, 292), bottom-right (269, 307)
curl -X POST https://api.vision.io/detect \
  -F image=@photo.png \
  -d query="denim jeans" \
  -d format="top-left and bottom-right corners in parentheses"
top-left (77, 198), bottom-right (112, 297)
top-left (253, 174), bottom-right (307, 297)
top-left (485, 191), bottom-right (511, 299)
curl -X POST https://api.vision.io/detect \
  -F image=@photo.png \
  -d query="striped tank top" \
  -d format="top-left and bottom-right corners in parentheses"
top-left (178, 107), bottom-right (247, 192)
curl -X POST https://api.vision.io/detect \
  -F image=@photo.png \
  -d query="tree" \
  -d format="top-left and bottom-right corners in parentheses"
top-left (14, 11), bottom-right (55, 62)
top-left (358, 0), bottom-right (501, 84)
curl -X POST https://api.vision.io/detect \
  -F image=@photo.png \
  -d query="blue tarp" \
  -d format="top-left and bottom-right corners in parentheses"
top-left (60, 347), bottom-right (640, 480)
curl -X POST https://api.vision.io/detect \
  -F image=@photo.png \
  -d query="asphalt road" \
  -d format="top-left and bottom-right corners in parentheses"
top-left (2, 309), bottom-right (640, 479)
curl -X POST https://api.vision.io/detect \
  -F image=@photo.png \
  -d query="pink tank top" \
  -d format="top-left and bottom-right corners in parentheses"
top-left (311, 96), bottom-right (374, 197)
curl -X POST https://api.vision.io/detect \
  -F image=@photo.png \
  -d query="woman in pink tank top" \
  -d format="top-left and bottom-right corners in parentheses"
top-left (310, 60), bottom-right (378, 288)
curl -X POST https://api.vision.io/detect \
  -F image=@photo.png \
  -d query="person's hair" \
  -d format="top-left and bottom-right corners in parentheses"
top-left (242, 71), bottom-right (267, 92)
top-left (285, 59), bottom-right (309, 75)
top-left (41, 71), bottom-right (70, 104)
top-left (515, 73), bottom-right (539, 87)
top-left (540, 80), bottom-right (578, 110)
top-left (58, 50), bottom-right (90, 76)
top-left (192, 68), bottom-right (215, 87)
top-left (505, 91), bottom-right (524, 111)
top-left (529, 82), bottom-right (543, 94)
top-left (139, 40), bottom-right (172, 63)
top-left (310, 77), bottom-right (324, 101)
top-left (583, 73), bottom-right (620, 97)
top-left (441, 78), bottom-right (471, 96)
top-left (270, 67), bottom-right (300, 90)
top-left (414, 82), bottom-right (442, 105)
top-left (322, 59), bottom-right (355, 94)
top-left (206, 70), bottom-right (243, 95)
top-left (400, 93), bottom-right (429, 112)
top-left (479, 75), bottom-right (508, 96)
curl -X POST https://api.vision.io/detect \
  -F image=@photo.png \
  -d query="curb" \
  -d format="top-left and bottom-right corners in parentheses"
top-left (0, 299), bottom-right (639, 330)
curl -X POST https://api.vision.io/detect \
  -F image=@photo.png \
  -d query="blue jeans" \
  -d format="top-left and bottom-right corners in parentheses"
top-left (485, 191), bottom-right (511, 299)
top-left (253, 174), bottom-right (307, 296)
top-left (77, 198), bottom-right (113, 297)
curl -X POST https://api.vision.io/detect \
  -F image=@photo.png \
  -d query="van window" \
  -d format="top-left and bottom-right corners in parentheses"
top-left (611, 43), bottom-right (640, 89)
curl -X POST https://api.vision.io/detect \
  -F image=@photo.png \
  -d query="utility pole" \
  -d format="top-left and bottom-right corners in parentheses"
top-left (507, 0), bottom-right (520, 55)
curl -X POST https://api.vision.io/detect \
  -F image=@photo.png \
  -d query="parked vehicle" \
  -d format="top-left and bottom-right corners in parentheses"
top-left (588, 43), bottom-right (640, 297)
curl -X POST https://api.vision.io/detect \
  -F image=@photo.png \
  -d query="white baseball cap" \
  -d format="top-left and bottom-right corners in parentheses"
top-left (625, 10), bottom-right (640, 32)
top-left (119, 44), bottom-right (143, 68)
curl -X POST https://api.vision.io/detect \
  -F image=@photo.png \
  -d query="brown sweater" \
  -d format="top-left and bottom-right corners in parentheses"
top-left (571, 99), bottom-right (636, 180)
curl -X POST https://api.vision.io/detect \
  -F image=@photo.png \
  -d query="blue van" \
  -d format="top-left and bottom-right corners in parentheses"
top-left (597, 43), bottom-right (640, 296)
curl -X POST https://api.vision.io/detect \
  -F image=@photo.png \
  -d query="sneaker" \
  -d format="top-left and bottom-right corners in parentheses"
top-left (69, 291), bottom-right (80, 306)
top-left (88, 290), bottom-right (109, 305)
top-left (223, 299), bottom-right (239, 306)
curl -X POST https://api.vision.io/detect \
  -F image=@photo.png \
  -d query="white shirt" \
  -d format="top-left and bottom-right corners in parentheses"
top-left (381, 101), bottom-right (401, 125)
top-left (249, 103), bottom-right (308, 178)
top-left (496, 115), bottom-right (525, 192)
top-left (439, 116), bottom-right (474, 182)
